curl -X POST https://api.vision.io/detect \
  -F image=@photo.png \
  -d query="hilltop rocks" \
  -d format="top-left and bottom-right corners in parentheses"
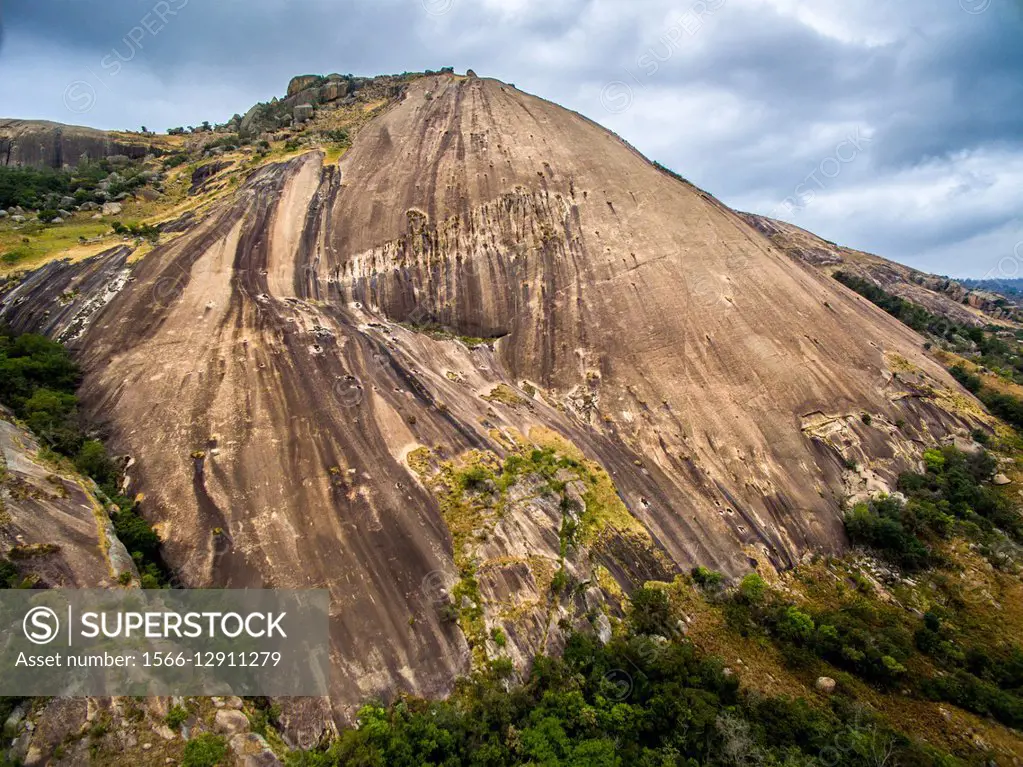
top-left (323, 80), bottom-right (348, 102)
top-left (287, 74), bottom-right (322, 97)
top-left (0, 119), bottom-right (151, 169)
top-left (294, 104), bottom-right (315, 123)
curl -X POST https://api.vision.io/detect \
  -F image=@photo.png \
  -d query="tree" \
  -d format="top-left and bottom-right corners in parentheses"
top-left (75, 440), bottom-right (120, 490)
top-left (629, 587), bottom-right (673, 636)
top-left (738, 573), bottom-right (767, 604)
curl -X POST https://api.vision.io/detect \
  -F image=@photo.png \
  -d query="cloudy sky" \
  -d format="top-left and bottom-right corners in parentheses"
top-left (1, 0), bottom-right (1020, 278)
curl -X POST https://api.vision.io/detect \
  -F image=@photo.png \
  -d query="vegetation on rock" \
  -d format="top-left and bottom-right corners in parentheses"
top-left (0, 327), bottom-right (169, 587)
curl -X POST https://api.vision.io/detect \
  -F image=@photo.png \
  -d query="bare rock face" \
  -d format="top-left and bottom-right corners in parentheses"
top-left (0, 119), bottom-right (151, 169)
top-left (0, 74), bottom-right (986, 717)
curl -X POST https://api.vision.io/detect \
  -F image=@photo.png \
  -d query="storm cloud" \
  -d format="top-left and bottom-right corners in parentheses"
top-left (1, 0), bottom-right (1020, 278)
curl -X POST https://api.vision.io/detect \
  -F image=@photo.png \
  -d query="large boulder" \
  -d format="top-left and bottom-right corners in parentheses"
top-left (815, 677), bottom-right (837, 694)
top-left (230, 733), bottom-right (282, 766)
top-left (322, 81), bottom-right (348, 102)
top-left (293, 104), bottom-right (315, 123)
top-left (214, 708), bottom-right (250, 736)
top-left (287, 75), bottom-right (322, 98)
top-left (101, 202), bottom-right (123, 216)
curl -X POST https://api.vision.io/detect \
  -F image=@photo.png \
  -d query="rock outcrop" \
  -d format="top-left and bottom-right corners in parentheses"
top-left (0, 119), bottom-right (152, 169)
top-left (287, 75), bottom-right (323, 98)
top-left (0, 73), bottom-right (987, 717)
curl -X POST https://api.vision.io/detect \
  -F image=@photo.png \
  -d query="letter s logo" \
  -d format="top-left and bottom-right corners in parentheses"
top-left (23, 606), bottom-right (60, 645)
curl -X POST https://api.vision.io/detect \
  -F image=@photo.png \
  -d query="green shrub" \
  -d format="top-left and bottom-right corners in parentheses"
top-left (691, 565), bottom-right (725, 590)
top-left (844, 498), bottom-right (932, 571)
top-left (980, 389), bottom-right (1023, 431)
top-left (111, 220), bottom-right (159, 242)
top-left (847, 445), bottom-right (1018, 566)
top-left (0, 166), bottom-right (72, 209)
top-left (738, 572), bottom-right (768, 604)
top-left (457, 465), bottom-right (491, 492)
top-left (776, 606), bottom-right (816, 643)
top-left (165, 704), bottom-right (189, 731)
top-left (629, 586), bottom-right (673, 636)
top-left (182, 733), bottom-right (228, 767)
top-left (0, 327), bottom-right (171, 585)
top-left (950, 364), bottom-right (982, 394)
top-left (322, 128), bottom-right (350, 147)
top-left (75, 440), bottom-right (120, 490)
top-left (111, 505), bottom-right (162, 565)
top-left (0, 559), bottom-right (20, 588)
top-left (923, 670), bottom-right (1023, 729)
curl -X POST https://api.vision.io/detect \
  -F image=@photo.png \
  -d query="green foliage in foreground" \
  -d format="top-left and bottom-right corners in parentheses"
top-left (288, 589), bottom-right (952, 767)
